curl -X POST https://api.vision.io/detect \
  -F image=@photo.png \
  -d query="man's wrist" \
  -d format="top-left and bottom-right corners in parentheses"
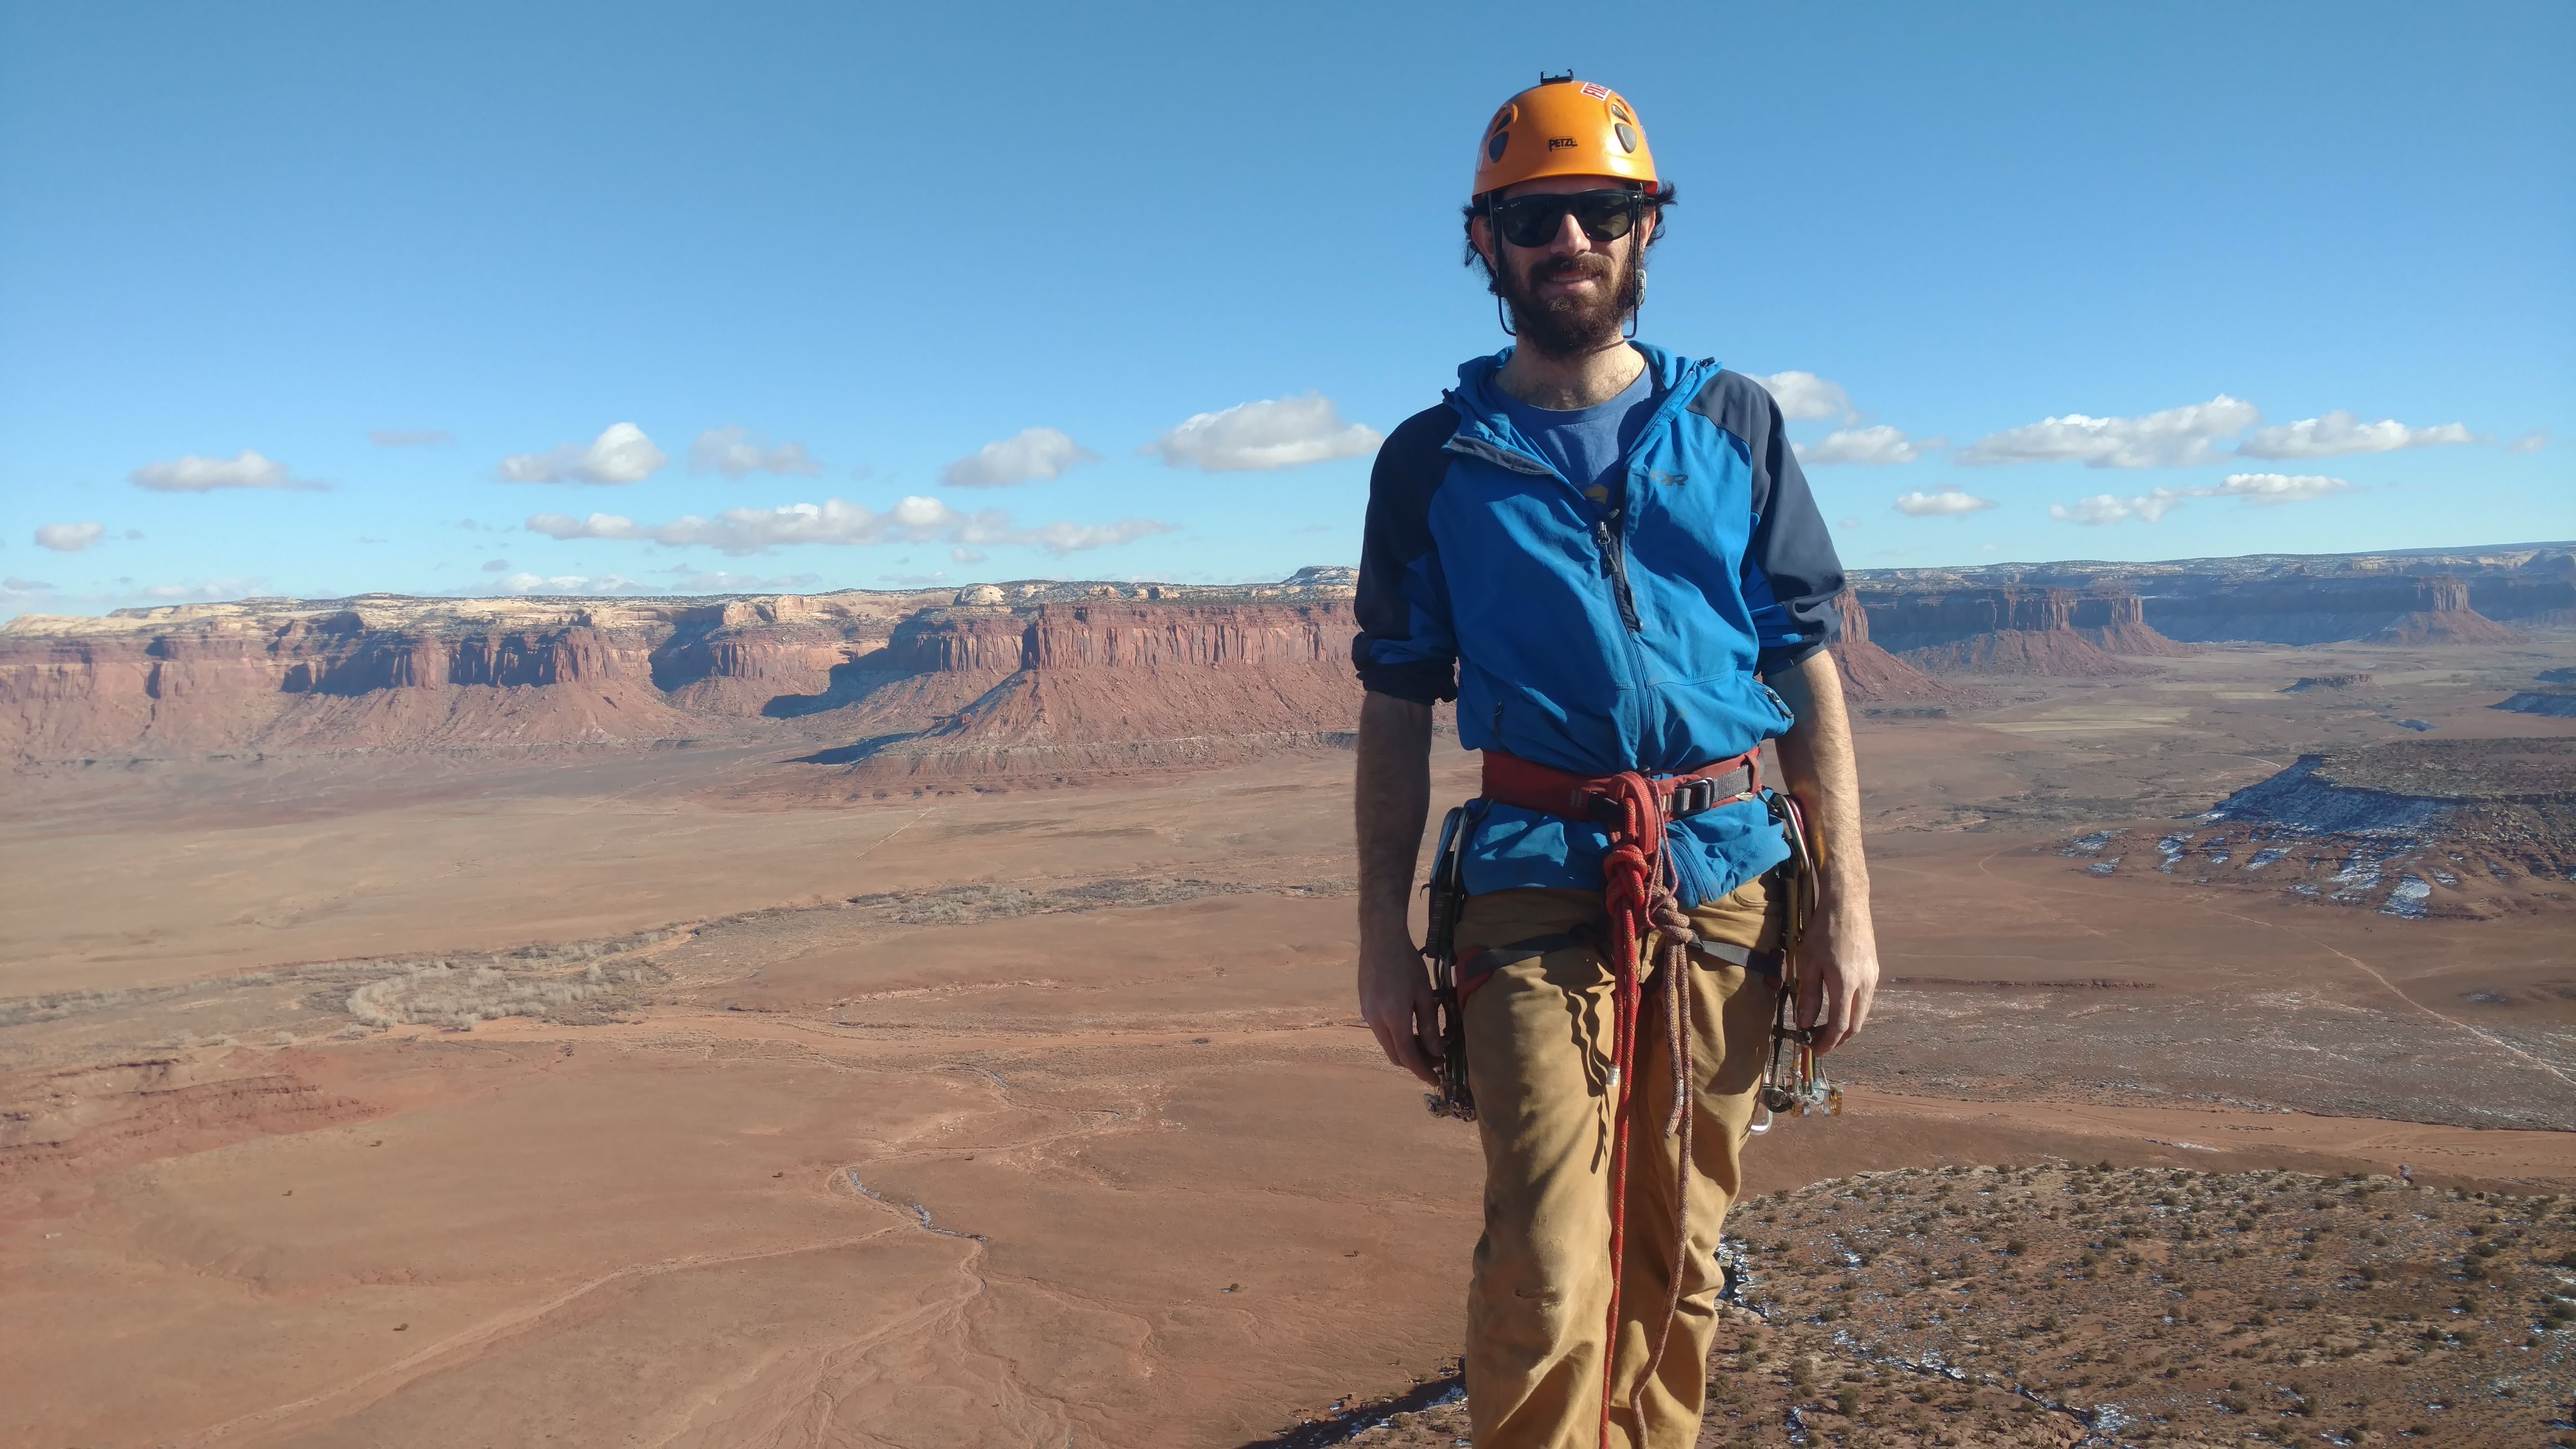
top-left (1360, 924), bottom-right (1417, 951)
top-left (1816, 868), bottom-right (1872, 920)
top-left (1358, 897), bottom-right (1415, 944)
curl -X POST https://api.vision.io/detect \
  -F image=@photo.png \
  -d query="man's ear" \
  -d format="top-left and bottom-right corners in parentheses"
top-left (1469, 213), bottom-right (1496, 273)
top-left (1636, 207), bottom-right (1658, 249)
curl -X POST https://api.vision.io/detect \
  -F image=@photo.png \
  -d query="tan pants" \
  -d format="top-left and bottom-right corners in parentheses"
top-left (1456, 880), bottom-right (1779, 1449)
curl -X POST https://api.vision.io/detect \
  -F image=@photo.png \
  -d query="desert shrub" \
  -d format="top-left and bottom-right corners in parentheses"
top-left (347, 960), bottom-right (640, 1028)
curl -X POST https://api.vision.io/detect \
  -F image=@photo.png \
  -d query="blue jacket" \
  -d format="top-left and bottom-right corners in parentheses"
top-left (1353, 346), bottom-right (1847, 907)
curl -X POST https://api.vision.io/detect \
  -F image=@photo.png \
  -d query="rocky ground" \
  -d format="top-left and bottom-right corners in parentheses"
top-left (1297, 1167), bottom-right (2576, 1449)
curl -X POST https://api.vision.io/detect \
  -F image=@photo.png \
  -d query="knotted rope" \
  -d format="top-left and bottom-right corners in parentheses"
top-left (1588, 774), bottom-right (1709, 1449)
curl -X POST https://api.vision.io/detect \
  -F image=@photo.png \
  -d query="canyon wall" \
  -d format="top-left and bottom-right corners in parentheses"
top-left (4, 544), bottom-right (2563, 769)
top-left (836, 601), bottom-right (1361, 787)
top-left (1851, 543), bottom-right (2563, 648)
top-left (2137, 574), bottom-right (2510, 646)
top-left (1851, 584), bottom-right (2176, 677)
top-left (1824, 591), bottom-right (1964, 703)
top-left (0, 578), bottom-right (1364, 774)
top-left (0, 595), bottom-right (933, 759)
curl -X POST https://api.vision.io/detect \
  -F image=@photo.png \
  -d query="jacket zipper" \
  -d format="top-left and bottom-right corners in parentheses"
top-left (1441, 430), bottom-right (1647, 636)
top-left (1596, 508), bottom-right (1643, 634)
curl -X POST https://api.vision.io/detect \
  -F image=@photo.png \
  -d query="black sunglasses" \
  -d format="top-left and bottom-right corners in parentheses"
top-left (1489, 189), bottom-right (1647, 249)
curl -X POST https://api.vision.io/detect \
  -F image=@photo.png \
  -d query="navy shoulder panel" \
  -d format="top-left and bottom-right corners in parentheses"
top-left (1374, 402), bottom-right (1463, 506)
top-left (1352, 402), bottom-right (1465, 703)
top-left (1688, 370), bottom-right (1848, 677)
top-left (1685, 370), bottom-right (1784, 509)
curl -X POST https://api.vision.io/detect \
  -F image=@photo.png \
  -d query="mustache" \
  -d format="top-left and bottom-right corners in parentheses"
top-left (1530, 254), bottom-right (1614, 282)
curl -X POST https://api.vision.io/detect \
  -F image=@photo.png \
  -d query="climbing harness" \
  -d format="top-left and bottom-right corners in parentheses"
top-left (1419, 748), bottom-right (1839, 1449)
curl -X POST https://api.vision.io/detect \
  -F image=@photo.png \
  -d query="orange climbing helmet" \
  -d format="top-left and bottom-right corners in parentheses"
top-left (1471, 73), bottom-right (1665, 202)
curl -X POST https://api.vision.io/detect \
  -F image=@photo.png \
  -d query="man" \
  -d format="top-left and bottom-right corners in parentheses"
top-left (1350, 76), bottom-right (1881, 1449)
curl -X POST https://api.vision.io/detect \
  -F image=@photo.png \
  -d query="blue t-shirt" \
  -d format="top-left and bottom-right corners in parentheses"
top-left (1493, 362), bottom-right (1661, 507)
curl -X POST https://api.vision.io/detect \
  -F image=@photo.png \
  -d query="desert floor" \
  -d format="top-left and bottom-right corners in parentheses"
top-left (3, 636), bottom-right (2573, 1448)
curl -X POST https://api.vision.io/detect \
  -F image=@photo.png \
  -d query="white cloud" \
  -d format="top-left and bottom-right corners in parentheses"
top-left (130, 449), bottom-right (324, 492)
top-left (658, 566), bottom-right (824, 592)
top-left (35, 522), bottom-right (107, 552)
top-left (689, 426), bottom-right (822, 478)
top-left (1892, 489), bottom-right (1998, 517)
top-left (1801, 426), bottom-right (1927, 466)
top-left (1755, 371), bottom-right (1857, 423)
top-left (2050, 491), bottom-right (2189, 525)
top-left (941, 427), bottom-right (1098, 488)
top-left (370, 429), bottom-right (454, 447)
top-left (1146, 394), bottom-right (1382, 472)
top-left (2048, 471), bottom-right (2354, 525)
top-left (2507, 430), bottom-right (2547, 455)
top-left (2207, 472), bottom-right (2351, 504)
top-left (952, 547), bottom-right (987, 564)
top-left (481, 558), bottom-right (512, 572)
top-left (527, 496), bottom-right (1174, 558)
top-left (1958, 395), bottom-right (2259, 469)
top-left (2238, 410), bottom-right (2473, 459)
top-left (492, 572), bottom-right (651, 595)
top-left (497, 423), bottom-right (668, 484)
top-left (5, 576), bottom-right (59, 594)
top-left (452, 565), bottom-right (820, 598)
top-left (1013, 519), bottom-right (1175, 553)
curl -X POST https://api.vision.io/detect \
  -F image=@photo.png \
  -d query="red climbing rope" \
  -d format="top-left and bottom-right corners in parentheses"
top-left (1477, 749), bottom-right (1759, 1449)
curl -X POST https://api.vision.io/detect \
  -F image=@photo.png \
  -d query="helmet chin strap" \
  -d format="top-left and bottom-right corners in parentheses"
top-left (1496, 292), bottom-right (1517, 338)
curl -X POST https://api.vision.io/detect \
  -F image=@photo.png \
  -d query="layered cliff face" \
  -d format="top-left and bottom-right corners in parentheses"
top-left (1851, 543), bottom-right (2560, 647)
top-left (0, 576), bottom-right (1363, 769)
top-left (836, 602), bottom-right (1361, 786)
top-left (2139, 574), bottom-right (2512, 645)
top-left (1822, 591), bottom-right (1964, 704)
top-left (0, 602), bottom-right (714, 757)
top-left (2066, 591), bottom-right (2196, 657)
top-left (2468, 550), bottom-right (2576, 627)
top-left (1852, 585), bottom-right (2172, 677)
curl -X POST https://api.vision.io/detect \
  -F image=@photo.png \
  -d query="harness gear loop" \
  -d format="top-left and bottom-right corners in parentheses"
top-left (1750, 789), bottom-right (1839, 1134)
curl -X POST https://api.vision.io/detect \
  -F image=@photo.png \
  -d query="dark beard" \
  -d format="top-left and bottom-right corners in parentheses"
top-left (1494, 244), bottom-right (1642, 358)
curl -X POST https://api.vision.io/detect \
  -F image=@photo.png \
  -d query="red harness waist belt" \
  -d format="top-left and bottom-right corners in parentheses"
top-left (1479, 750), bottom-right (1761, 831)
top-left (1476, 748), bottom-right (1762, 1449)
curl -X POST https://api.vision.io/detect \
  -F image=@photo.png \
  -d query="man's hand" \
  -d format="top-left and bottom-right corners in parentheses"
top-left (1359, 931), bottom-right (1443, 1086)
top-left (1795, 896), bottom-right (1879, 1054)
top-left (1771, 645), bottom-right (1879, 1056)
top-left (1355, 690), bottom-right (1438, 1085)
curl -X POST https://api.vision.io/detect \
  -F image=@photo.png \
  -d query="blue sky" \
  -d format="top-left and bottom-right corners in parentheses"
top-left (4, 0), bottom-right (2569, 617)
